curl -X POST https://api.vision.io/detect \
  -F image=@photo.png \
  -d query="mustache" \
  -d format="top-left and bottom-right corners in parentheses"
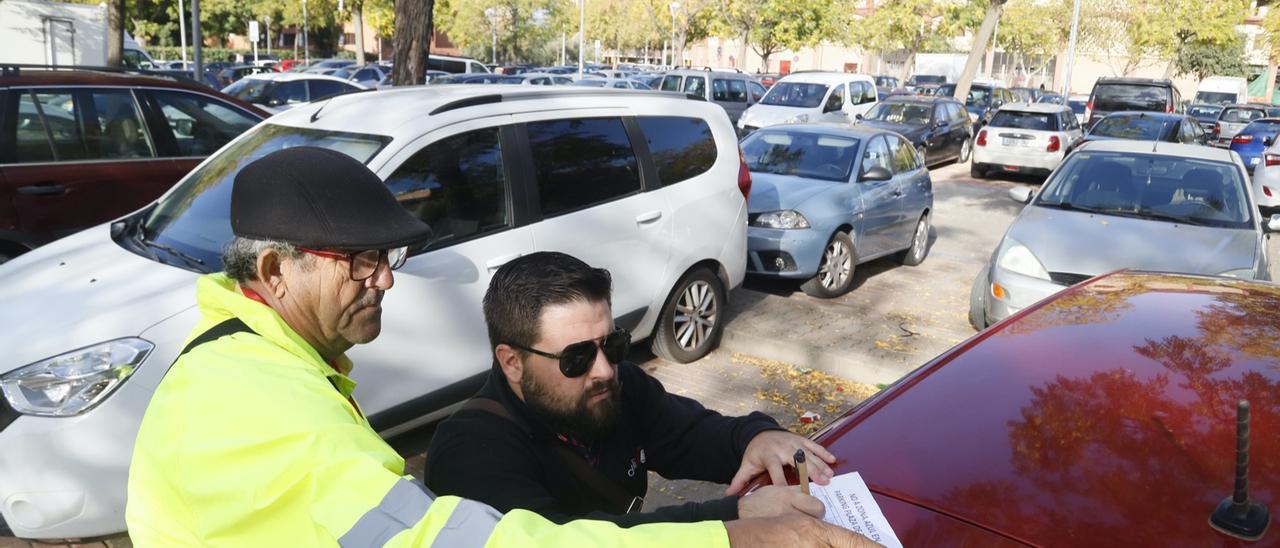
top-left (584, 378), bottom-right (620, 399)
top-left (355, 290), bottom-right (384, 308)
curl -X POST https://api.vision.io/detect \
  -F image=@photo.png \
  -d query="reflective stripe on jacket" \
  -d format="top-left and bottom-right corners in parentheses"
top-left (125, 273), bottom-right (729, 547)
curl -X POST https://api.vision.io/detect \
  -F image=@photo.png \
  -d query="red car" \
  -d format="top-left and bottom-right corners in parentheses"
top-left (766, 271), bottom-right (1278, 545)
top-left (0, 68), bottom-right (267, 262)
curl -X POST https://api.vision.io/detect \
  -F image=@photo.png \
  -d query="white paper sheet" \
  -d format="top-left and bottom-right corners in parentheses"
top-left (809, 471), bottom-right (903, 548)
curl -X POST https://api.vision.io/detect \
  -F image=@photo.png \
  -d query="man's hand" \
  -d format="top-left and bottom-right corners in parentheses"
top-left (724, 515), bottom-right (881, 548)
top-left (737, 485), bottom-right (825, 519)
top-left (727, 430), bottom-right (836, 495)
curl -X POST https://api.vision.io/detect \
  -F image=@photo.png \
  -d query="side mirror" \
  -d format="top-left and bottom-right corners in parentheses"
top-left (855, 113), bottom-right (864, 121)
top-left (1269, 213), bottom-right (1280, 232)
top-left (1266, 137), bottom-right (1275, 147)
top-left (860, 166), bottom-right (893, 182)
top-left (934, 120), bottom-right (949, 129)
top-left (1008, 186), bottom-right (1034, 204)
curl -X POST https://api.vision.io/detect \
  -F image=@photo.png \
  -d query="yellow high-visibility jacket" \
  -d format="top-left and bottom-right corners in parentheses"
top-left (126, 273), bottom-right (730, 547)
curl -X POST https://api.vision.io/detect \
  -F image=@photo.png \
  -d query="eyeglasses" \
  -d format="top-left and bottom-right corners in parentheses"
top-left (508, 328), bottom-right (631, 378)
top-left (298, 246), bottom-right (408, 281)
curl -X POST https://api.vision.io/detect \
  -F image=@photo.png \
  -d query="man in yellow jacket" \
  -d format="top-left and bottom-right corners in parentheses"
top-left (125, 147), bottom-right (872, 547)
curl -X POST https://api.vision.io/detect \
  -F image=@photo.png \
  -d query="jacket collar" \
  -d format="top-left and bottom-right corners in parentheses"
top-left (195, 273), bottom-right (357, 396)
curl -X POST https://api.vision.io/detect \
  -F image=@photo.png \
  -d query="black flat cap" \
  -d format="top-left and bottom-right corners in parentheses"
top-left (231, 147), bottom-right (432, 250)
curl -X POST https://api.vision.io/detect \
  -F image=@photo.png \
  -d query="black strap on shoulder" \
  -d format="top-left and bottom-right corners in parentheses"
top-left (179, 318), bottom-right (254, 356)
top-left (458, 397), bottom-right (641, 514)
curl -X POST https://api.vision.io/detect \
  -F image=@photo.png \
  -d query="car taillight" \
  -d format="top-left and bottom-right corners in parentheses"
top-left (1265, 186), bottom-right (1274, 197)
top-left (1233, 134), bottom-right (1254, 144)
top-left (1046, 135), bottom-right (1061, 152)
top-left (1266, 153), bottom-right (1280, 167)
top-left (976, 129), bottom-right (988, 147)
top-left (1085, 100), bottom-right (1092, 121)
top-left (737, 148), bottom-right (752, 201)
top-left (1215, 122), bottom-right (1222, 135)
top-left (1166, 101), bottom-right (1174, 113)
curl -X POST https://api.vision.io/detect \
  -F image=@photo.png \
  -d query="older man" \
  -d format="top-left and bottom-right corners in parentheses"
top-left (426, 252), bottom-right (840, 527)
top-left (125, 147), bottom-right (871, 547)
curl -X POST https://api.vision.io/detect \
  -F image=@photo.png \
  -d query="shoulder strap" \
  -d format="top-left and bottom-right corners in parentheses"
top-left (460, 397), bottom-right (641, 514)
top-left (179, 318), bottom-right (253, 356)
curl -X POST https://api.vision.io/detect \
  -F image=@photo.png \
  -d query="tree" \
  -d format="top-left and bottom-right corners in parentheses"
top-left (994, 0), bottom-right (1069, 83)
top-left (392, 0), bottom-right (433, 85)
top-left (107, 0), bottom-right (125, 64)
top-left (711, 0), bottom-right (838, 71)
top-left (1127, 0), bottom-right (1249, 79)
top-left (852, 0), bottom-right (982, 80)
top-left (435, 0), bottom-right (568, 66)
top-left (1174, 39), bottom-right (1248, 81)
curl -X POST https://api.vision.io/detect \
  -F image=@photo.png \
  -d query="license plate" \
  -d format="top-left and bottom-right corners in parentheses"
top-left (1001, 138), bottom-right (1026, 147)
top-left (1251, 157), bottom-right (1261, 165)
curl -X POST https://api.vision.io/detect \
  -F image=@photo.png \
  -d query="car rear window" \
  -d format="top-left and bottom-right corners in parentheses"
top-left (1090, 115), bottom-right (1169, 140)
top-left (637, 116), bottom-right (717, 186)
top-left (1092, 83), bottom-right (1169, 112)
top-left (1221, 108), bottom-right (1266, 124)
top-left (989, 110), bottom-right (1057, 131)
top-left (1188, 105), bottom-right (1223, 120)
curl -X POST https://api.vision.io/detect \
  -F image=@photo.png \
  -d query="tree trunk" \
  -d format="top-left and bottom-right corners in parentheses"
top-left (354, 3), bottom-right (366, 64)
top-left (738, 30), bottom-right (748, 70)
top-left (955, 0), bottom-right (1006, 103)
top-left (1266, 58), bottom-right (1278, 104)
top-left (393, 0), bottom-right (433, 85)
top-left (106, 0), bottom-right (124, 65)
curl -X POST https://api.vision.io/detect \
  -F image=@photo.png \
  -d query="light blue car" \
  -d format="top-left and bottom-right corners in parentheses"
top-left (742, 123), bottom-right (934, 297)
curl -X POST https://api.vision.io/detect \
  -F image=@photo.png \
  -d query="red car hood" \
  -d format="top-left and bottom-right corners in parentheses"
top-left (813, 272), bottom-right (1278, 546)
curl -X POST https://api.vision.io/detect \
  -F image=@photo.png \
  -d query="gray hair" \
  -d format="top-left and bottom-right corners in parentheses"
top-left (222, 237), bottom-right (310, 282)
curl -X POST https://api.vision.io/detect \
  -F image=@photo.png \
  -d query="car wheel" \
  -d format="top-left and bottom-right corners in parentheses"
top-left (651, 267), bottom-right (726, 363)
top-left (969, 265), bottom-right (990, 331)
top-left (957, 137), bottom-right (972, 163)
top-left (897, 213), bottom-right (931, 266)
top-left (801, 232), bottom-right (856, 298)
top-left (970, 162), bottom-right (986, 179)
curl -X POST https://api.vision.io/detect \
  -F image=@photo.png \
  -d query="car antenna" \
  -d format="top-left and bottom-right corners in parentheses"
top-left (1208, 399), bottom-right (1270, 541)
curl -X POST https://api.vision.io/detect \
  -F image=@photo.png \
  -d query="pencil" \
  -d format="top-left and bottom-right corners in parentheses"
top-left (794, 449), bottom-right (809, 495)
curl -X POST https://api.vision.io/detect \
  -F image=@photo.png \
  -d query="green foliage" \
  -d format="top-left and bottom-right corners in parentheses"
top-left (1128, 0), bottom-right (1248, 72)
top-left (851, 0), bottom-right (980, 57)
top-left (996, 0), bottom-right (1069, 60)
top-left (712, 0), bottom-right (841, 63)
top-left (1175, 39), bottom-right (1248, 81)
top-left (435, 0), bottom-right (570, 65)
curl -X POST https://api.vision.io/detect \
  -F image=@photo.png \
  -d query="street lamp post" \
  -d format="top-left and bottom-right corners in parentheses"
top-left (485, 7), bottom-right (498, 64)
top-left (302, 0), bottom-right (309, 65)
top-left (669, 1), bottom-right (679, 68)
top-left (1062, 0), bottom-right (1082, 97)
top-left (177, 0), bottom-right (187, 63)
top-left (578, 0), bottom-right (585, 77)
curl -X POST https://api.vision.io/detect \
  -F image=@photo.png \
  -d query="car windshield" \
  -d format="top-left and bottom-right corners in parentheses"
top-left (1193, 91), bottom-right (1236, 106)
top-left (1068, 100), bottom-right (1087, 114)
top-left (1090, 115), bottom-right (1170, 140)
top-left (1093, 84), bottom-right (1167, 112)
top-left (740, 131), bottom-right (859, 182)
top-left (909, 75), bottom-right (945, 85)
top-left (864, 102), bottom-right (931, 125)
top-left (989, 110), bottom-right (1056, 130)
top-left (760, 82), bottom-right (830, 108)
top-left (1221, 108), bottom-right (1266, 123)
top-left (221, 78), bottom-right (272, 103)
top-left (1188, 105), bottom-right (1224, 121)
top-left (1035, 151), bottom-right (1251, 229)
top-left (133, 124), bottom-right (392, 270)
top-left (936, 84), bottom-right (989, 106)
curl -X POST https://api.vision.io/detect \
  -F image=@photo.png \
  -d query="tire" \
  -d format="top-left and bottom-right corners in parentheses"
top-left (651, 267), bottom-right (726, 363)
top-left (917, 145), bottom-right (929, 167)
top-left (896, 213), bottom-right (930, 266)
top-left (957, 136), bottom-right (972, 164)
top-left (970, 162), bottom-right (986, 179)
top-left (968, 265), bottom-right (990, 331)
top-left (801, 232), bottom-right (857, 298)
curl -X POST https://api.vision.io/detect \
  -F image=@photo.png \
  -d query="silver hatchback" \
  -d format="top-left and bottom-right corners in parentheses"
top-left (970, 140), bottom-right (1277, 329)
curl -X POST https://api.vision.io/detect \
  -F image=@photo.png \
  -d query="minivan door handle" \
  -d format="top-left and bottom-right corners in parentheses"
top-left (635, 210), bottom-right (662, 224)
top-left (17, 183), bottom-right (66, 196)
top-left (485, 253), bottom-right (523, 271)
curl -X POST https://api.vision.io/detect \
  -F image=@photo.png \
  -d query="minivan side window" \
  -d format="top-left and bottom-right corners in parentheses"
top-left (660, 75), bottom-right (683, 92)
top-left (310, 80), bottom-right (356, 101)
top-left (637, 116), bottom-right (717, 186)
top-left (527, 118), bottom-right (642, 216)
top-left (713, 79), bottom-right (748, 103)
top-left (748, 81), bottom-right (767, 103)
top-left (683, 76), bottom-right (707, 97)
top-left (384, 127), bottom-right (509, 247)
top-left (826, 84), bottom-right (846, 111)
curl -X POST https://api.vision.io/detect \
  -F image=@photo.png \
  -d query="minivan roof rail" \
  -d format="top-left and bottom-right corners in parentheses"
top-left (430, 89), bottom-right (705, 116)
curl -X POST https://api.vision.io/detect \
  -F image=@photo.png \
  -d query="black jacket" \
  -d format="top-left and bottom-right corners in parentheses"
top-left (423, 362), bottom-right (783, 527)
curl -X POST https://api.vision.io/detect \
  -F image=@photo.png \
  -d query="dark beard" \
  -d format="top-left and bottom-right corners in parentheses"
top-left (521, 373), bottom-right (622, 442)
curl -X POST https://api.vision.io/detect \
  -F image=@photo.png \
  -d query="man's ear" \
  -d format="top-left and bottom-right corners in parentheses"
top-left (255, 248), bottom-right (286, 299)
top-left (494, 344), bottom-right (525, 386)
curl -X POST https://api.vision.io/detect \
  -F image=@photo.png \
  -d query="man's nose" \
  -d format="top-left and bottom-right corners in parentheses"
top-left (587, 345), bottom-right (615, 381)
top-left (367, 257), bottom-right (395, 290)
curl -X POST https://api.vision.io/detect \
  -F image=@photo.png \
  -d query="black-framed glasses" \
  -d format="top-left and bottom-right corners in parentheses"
top-left (298, 246), bottom-right (408, 281)
top-left (508, 327), bottom-right (631, 378)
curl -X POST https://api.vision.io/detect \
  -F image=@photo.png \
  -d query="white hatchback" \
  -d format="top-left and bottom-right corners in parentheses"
top-left (736, 72), bottom-right (879, 134)
top-left (0, 86), bottom-right (748, 540)
top-left (971, 103), bottom-right (1083, 178)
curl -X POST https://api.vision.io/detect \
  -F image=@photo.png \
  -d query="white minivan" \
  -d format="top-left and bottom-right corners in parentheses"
top-left (1194, 76), bottom-right (1248, 106)
top-left (736, 72), bottom-right (879, 134)
top-left (0, 86), bottom-right (748, 540)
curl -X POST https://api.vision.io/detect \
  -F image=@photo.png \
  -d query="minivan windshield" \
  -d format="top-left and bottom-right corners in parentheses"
top-left (1093, 83), bottom-right (1168, 112)
top-left (1089, 115), bottom-right (1171, 140)
top-left (1193, 92), bottom-right (1237, 106)
top-left (132, 124), bottom-right (391, 270)
top-left (1035, 151), bottom-right (1251, 229)
top-left (760, 82), bottom-right (830, 108)
top-left (740, 130), bottom-right (859, 182)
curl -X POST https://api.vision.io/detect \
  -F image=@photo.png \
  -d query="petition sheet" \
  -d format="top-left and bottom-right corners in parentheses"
top-left (809, 472), bottom-right (902, 548)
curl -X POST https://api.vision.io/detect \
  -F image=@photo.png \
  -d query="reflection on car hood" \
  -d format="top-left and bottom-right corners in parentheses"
top-left (1007, 205), bottom-right (1258, 276)
top-left (811, 271), bottom-right (1280, 545)
top-left (741, 104), bottom-right (813, 127)
top-left (0, 225), bottom-right (196, 373)
top-left (857, 120), bottom-right (927, 141)
top-left (746, 172), bottom-right (840, 213)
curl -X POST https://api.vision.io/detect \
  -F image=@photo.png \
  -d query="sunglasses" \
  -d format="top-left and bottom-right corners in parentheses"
top-left (298, 247), bottom-right (408, 281)
top-left (508, 328), bottom-right (631, 378)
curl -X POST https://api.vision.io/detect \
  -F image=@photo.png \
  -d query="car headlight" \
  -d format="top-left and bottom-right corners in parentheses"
top-left (1217, 268), bottom-right (1256, 279)
top-left (997, 238), bottom-right (1050, 280)
top-left (969, 112), bottom-right (978, 122)
top-left (786, 113), bottom-right (811, 124)
top-left (752, 210), bottom-right (811, 229)
top-left (1, 338), bottom-right (152, 416)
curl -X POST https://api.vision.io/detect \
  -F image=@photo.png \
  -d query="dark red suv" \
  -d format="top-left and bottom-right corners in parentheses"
top-left (0, 67), bottom-right (266, 262)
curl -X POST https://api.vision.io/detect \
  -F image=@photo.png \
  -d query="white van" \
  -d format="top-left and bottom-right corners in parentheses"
top-left (427, 54), bottom-right (489, 74)
top-left (1194, 76), bottom-right (1248, 106)
top-left (736, 72), bottom-right (879, 134)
